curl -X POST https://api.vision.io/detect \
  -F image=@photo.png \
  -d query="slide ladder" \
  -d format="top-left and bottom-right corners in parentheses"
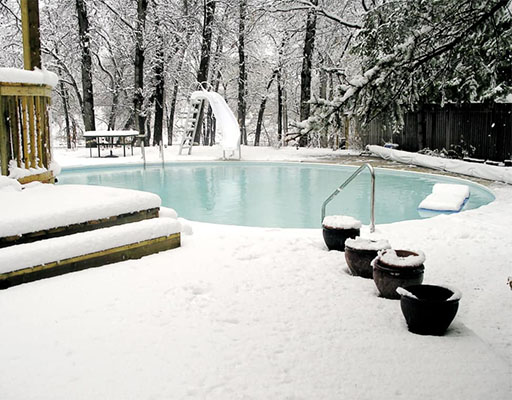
top-left (178, 97), bottom-right (206, 155)
top-left (178, 90), bottom-right (241, 159)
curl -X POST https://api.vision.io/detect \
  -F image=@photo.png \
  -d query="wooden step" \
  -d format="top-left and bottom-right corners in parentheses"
top-left (0, 184), bottom-right (162, 248)
top-left (0, 218), bottom-right (181, 289)
top-left (0, 208), bottom-right (159, 248)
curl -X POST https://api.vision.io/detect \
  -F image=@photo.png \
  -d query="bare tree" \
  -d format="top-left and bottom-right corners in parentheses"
top-left (75, 0), bottom-right (96, 131)
top-left (238, 0), bottom-right (248, 145)
top-left (134, 0), bottom-right (148, 140)
top-left (298, 0), bottom-right (318, 146)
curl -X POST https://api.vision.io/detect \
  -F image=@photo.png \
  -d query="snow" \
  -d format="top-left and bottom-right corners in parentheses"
top-left (378, 249), bottom-right (426, 267)
top-left (445, 285), bottom-right (463, 301)
top-left (8, 160), bottom-right (48, 179)
top-left (396, 286), bottom-right (419, 299)
top-left (369, 145), bottom-right (512, 184)
top-left (83, 130), bottom-right (139, 137)
top-left (433, 183), bottom-right (470, 198)
top-left (0, 67), bottom-right (59, 88)
top-left (419, 184), bottom-right (470, 212)
top-left (345, 237), bottom-right (391, 251)
top-left (0, 145), bottom-right (511, 399)
top-left (396, 285), bottom-right (462, 302)
top-left (0, 184), bottom-right (161, 238)
top-left (322, 215), bottom-right (362, 229)
top-left (419, 193), bottom-right (467, 212)
top-left (0, 218), bottom-right (181, 273)
top-left (0, 176), bottom-right (22, 191)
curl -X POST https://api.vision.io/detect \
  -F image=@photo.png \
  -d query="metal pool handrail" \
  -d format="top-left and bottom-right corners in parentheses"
top-left (321, 163), bottom-right (376, 233)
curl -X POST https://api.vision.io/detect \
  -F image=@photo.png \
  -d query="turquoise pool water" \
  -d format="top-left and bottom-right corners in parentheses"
top-left (57, 162), bottom-right (495, 228)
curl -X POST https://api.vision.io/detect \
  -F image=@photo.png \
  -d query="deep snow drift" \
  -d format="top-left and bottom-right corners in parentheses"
top-left (0, 145), bottom-right (510, 399)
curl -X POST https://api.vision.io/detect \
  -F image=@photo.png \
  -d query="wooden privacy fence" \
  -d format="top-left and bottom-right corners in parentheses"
top-left (0, 81), bottom-right (53, 181)
top-left (361, 104), bottom-right (512, 162)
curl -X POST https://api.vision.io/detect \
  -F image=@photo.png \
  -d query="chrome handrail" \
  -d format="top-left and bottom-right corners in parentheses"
top-left (141, 140), bottom-right (146, 169)
top-left (321, 163), bottom-right (375, 233)
top-left (159, 140), bottom-right (165, 166)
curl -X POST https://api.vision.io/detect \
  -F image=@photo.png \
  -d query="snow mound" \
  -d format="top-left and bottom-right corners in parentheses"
top-left (0, 184), bottom-right (162, 238)
top-left (378, 249), bottom-right (426, 267)
top-left (396, 287), bottom-right (419, 299)
top-left (322, 215), bottom-right (362, 229)
top-left (0, 67), bottom-right (59, 88)
top-left (368, 145), bottom-right (512, 184)
top-left (0, 176), bottom-right (22, 192)
top-left (419, 183), bottom-right (470, 212)
top-left (345, 237), bottom-right (391, 251)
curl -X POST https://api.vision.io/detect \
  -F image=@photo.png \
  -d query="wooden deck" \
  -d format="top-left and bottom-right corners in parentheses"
top-left (0, 183), bottom-right (181, 289)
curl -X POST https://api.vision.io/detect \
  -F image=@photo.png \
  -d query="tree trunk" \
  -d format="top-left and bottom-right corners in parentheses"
top-left (60, 81), bottom-right (72, 149)
top-left (255, 70), bottom-right (277, 146)
top-left (107, 84), bottom-right (119, 131)
top-left (299, 0), bottom-right (318, 147)
top-left (277, 69), bottom-right (283, 144)
top-left (167, 0), bottom-right (192, 146)
top-left (134, 0), bottom-right (148, 142)
top-left (152, 18), bottom-right (165, 146)
top-left (75, 0), bottom-right (96, 131)
top-left (238, 0), bottom-right (248, 145)
top-left (194, 0), bottom-right (216, 144)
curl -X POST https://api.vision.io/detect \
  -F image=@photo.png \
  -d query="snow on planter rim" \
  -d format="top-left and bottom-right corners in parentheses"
top-left (378, 249), bottom-right (426, 267)
top-left (396, 285), bottom-right (462, 301)
top-left (345, 237), bottom-right (391, 251)
top-left (322, 215), bottom-right (362, 230)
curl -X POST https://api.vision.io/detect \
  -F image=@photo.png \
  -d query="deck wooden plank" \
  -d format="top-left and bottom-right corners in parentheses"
top-left (0, 232), bottom-right (180, 289)
top-left (0, 207), bottom-right (159, 248)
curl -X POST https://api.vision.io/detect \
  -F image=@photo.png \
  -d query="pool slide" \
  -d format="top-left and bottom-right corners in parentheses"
top-left (190, 91), bottom-right (241, 158)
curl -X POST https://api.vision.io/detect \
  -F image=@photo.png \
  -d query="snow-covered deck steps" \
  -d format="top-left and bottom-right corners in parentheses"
top-left (0, 207), bottom-right (160, 248)
top-left (0, 218), bottom-right (181, 289)
top-left (0, 184), bottom-right (162, 248)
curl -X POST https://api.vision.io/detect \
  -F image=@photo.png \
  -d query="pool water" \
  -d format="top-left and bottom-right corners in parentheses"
top-left (57, 162), bottom-right (495, 228)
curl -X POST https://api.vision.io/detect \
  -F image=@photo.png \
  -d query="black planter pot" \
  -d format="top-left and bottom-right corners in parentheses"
top-left (344, 247), bottom-right (377, 278)
top-left (322, 226), bottom-right (360, 252)
top-left (399, 284), bottom-right (460, 336)
top-left (372, 250), bottom-right (425, 299)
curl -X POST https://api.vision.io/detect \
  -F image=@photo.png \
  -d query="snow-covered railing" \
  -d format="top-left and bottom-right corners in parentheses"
top-left (0, 68), bottom-right (58, 182)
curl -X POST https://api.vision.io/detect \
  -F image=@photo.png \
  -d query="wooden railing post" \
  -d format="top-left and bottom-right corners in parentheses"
top-left (0, 96), bottom-right (8, 175)
top-left (20, 0), bottom-right (41, 71)
top-left (0, 81), bottom-right (54, 181)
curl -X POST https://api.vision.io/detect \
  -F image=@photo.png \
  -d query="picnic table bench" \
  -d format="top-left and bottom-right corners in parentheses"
top-left (84, 130), bottom-right (144, 157)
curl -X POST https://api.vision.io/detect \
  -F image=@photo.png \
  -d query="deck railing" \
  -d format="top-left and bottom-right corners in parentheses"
top-left (0, 81), bottom-right (53, 182)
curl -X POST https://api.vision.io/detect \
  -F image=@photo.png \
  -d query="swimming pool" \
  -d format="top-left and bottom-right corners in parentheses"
top-left (57, 162), bottom-right (495, 228)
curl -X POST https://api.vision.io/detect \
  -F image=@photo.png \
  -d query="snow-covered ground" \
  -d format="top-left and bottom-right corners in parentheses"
top-left (0, 145), bottom-right (511, 399)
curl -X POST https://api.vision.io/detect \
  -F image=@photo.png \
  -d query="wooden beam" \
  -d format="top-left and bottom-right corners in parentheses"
top-left (20, 0), bottom-right (42, 70)
top-left (0, 83), bottom-right (52, 98)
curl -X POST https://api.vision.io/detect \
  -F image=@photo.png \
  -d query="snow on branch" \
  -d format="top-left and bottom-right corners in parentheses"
top-left (270, 0), bottom-right (362, 30)
top-left (294, 0), bottom-right (511, 135)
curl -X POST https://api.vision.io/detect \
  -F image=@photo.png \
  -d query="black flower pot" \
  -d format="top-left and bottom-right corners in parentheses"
top-left (345, 247), bottom-right (378, 278)
top-left (399, 284), bottom-right (460, 336)
top-left (322, 226), bottom-right (360, 252)
top-left (372, 250), bottom-right (425, 299)
top-left (345, 238), bottom-right (391, 278)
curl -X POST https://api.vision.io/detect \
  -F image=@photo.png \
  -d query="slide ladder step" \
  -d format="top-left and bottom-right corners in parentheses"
top-left (178, 98), bottom-right (205, 155)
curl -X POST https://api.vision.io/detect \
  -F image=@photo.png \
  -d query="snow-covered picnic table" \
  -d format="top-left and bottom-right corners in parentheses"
top-left (84, 130), bottom-right (141, 157)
